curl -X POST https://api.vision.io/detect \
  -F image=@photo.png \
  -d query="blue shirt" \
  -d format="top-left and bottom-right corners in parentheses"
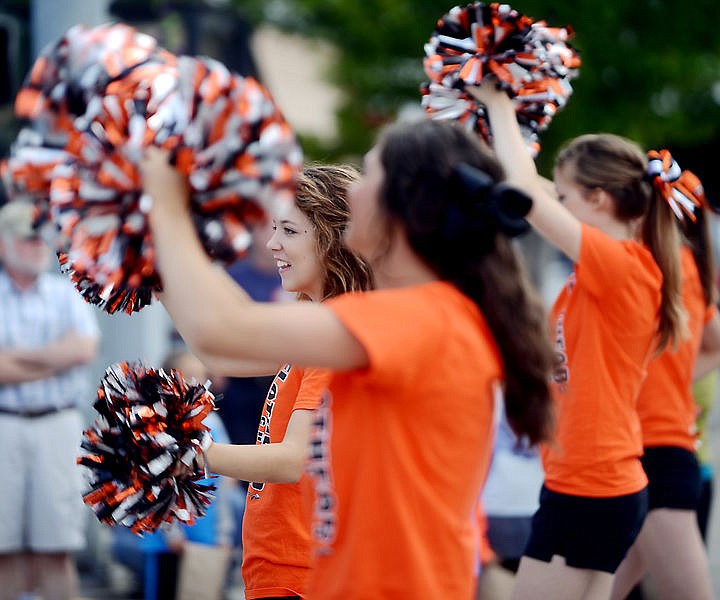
top-left (0, 269), bottom-right (100, 412)
top-left (482, 404), bottom-right (544, 517)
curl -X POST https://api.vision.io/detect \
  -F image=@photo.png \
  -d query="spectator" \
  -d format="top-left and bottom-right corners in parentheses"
top-left (0, 200), bottom-right (100, 600)
top-left (481, 404), bottom-right (544, 575)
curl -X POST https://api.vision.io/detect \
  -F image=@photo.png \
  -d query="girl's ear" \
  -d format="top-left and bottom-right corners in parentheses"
top-left (588, 187), bottom-right (613, 212)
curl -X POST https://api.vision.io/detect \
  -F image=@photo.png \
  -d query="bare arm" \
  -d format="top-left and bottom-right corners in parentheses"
top-left (156, 260), bottom-right (280, 377)
top-left (205, 408), bottom-right (315, 483)
top-left (188, 267), bottom-right (281, 376)
top-left (196, 352), bottom-right (279, 378)
top-left (13, 332), bottom-right (98, 371)
top-left (0, 352), bottom-right (58, 384)
top-left (466, 84), bottom-right (582, 261)
top-left (694, 312), bottom-right (720, 381)
top-left (0, 332), bottom-right (98, 384)
top-left (142, 148), bottom-right (368, 371)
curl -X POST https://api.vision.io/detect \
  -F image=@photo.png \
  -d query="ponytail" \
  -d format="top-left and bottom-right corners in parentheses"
top-left (641, 189), bottom-right (686, 352)
top-left (646, 149), bottom-right (717, 308)
top-left (685, 210), bottom-right (718, 307)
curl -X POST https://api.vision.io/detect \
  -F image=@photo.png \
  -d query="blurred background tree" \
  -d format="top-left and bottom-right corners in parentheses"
top-left (237, 0), bottom-right (720, 196)
top-left (1, 0), bottom-right (720, 195)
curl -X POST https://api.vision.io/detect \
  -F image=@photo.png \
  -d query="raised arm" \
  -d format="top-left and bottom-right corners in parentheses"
top-left (466, 84), bottom-right (582, 261)
top-left (198, 351), bottom-right (278, 378)
top-left (142, 148), bottom-right (368, 371)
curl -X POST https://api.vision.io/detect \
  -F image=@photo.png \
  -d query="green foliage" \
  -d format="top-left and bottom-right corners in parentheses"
top-left (237, 0), bottom-right (720, 178)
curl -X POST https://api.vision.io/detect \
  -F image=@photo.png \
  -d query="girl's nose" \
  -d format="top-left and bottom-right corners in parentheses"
top-left (266, 229), bottom-right (281, 251)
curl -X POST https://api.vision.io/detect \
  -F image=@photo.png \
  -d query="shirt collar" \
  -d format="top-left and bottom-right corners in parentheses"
top-left (0, 268), bottom-right (44, 296)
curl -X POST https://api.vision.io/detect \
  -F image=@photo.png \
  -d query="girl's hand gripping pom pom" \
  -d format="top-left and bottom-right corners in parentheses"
top-left (421, 2), bottom-right (581, 156)
top-left (11, 23), bottom-right (303, 315)
top-left (77, 361), bottom-right (221, 534)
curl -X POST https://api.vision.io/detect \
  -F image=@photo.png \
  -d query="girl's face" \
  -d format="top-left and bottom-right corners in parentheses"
top-left (266, 202), bottom-right (324, 301)
top-left (553, 165), bottom-right (603, 228)
top-left (345, 146), bottom-right (386, 259)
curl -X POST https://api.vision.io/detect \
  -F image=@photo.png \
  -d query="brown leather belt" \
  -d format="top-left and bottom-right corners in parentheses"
top-left (0, 405), bottom-right (75, 418)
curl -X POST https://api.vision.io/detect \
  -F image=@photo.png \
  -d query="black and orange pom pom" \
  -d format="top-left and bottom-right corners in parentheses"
top-left (422, 2), bottom-right (580, 156)
top-left (78, 361), bottom-right (219, 534)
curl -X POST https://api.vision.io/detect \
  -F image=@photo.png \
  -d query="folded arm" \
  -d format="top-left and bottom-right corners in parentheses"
top-left (0, 332), bottom-right (98, 385)
top-left (0, 352), bottom-right (58, 384)
top-left (12, 331), bottom-right (98, 371)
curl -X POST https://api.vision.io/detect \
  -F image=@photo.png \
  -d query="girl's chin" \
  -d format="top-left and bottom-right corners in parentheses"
top-left (280, 280), bottom-right (297, 293)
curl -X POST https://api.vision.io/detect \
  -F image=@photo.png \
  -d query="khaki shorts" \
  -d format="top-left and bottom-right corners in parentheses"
top-left (0, 409), bottom-right (86, 552)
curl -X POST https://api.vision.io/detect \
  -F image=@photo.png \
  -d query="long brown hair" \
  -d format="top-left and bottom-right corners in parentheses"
top-left (376, 119), bottom-right (554, 445)
top-left (683, 210), bottom-right (718, 307)
top-left (555, 134), bottom-right (687, 351)
top-left (295, 165), bottom-right (374, 301)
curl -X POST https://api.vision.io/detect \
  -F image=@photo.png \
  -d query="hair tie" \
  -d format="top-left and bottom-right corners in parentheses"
top-left (646, 149), bottom-right (706, 222)
top-left (450, 162), bottom-right (532, 239)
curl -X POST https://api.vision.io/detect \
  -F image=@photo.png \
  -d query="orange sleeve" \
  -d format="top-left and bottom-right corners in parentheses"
top-left (327, 290), bottom-right (444, 383)
top-left (577, 224), bottom-right (635, 297)
top-left (292, 367), bottom-right (330, 411)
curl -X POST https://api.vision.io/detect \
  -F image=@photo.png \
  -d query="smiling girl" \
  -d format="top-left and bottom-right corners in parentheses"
top-left (190, 165), bottom-right (373, 599)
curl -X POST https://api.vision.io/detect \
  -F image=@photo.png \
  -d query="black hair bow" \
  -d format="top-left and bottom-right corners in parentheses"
top-left (449, 162), bottom-right (532, 239)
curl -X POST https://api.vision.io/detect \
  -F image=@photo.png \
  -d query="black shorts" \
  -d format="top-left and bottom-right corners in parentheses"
top-left (641, 446), bottom-right (701, 510)
top-left (487, 515), bottom-right (533, 562)
top-left (523, 486), bottom-right (648, 573)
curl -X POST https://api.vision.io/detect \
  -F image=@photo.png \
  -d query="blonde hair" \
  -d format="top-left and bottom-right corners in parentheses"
top-left (555, 134), bottom-right (687, 351)
top-left (295, 165), bottom-right (374, 301)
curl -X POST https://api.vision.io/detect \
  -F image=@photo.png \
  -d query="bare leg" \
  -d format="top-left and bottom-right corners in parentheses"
top-left (624, 509), bottom-right (712, 600)
top-left (610, 541), bottom-right (645, 600)
top-left (581, 570), bottom-right (615, 600)
top-left (512, 555), bottom-right (613, 600)
top-left (476, 562), bottom-right (516, 600)
top-left (31, 552), bottom-right (77, 600)
top-left (0, 553), bottom-right (32, 600)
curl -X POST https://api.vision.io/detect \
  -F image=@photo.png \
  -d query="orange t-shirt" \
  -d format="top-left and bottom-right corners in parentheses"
top-left (305, 281), bottom-right (503, 600)
top-left (636, 246), bottom-right (716, 451)
top-left (542, 224), bottom-right (661, 497)
top-left (241, 364), bottom-right (329, 599)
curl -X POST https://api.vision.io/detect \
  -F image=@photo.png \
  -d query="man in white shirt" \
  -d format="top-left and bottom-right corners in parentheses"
top-left (0, 201), bottom-right (100, 600)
